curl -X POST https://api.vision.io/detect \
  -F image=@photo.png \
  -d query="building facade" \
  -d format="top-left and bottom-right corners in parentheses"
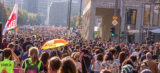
top-left (82, 0), bottom-right (160, 43)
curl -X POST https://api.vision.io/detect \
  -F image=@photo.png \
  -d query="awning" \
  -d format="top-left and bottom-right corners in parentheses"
top-left (150, 28), bottom-right (160, 33)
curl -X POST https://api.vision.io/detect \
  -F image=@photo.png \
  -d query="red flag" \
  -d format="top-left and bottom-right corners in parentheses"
top-left (3, 3), bottom-right (18, 35)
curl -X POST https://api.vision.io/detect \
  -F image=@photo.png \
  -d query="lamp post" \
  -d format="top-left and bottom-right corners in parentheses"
top-left (67, 0), bottom-right (72, 30)
top-left (78, 0), bottom-right (83, 27)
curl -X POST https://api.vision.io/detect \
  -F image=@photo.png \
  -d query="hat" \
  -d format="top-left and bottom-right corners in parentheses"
top-left (141, 69), bottom-right (152, 73)
top-left (121, 64), bottom-right (134, 73)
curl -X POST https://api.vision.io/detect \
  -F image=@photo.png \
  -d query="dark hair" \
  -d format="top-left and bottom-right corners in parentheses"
top-left (40, 52), bottom-right (50, 66)
top-left (104, 52), bottom-right (113, 61)
top-left (4, 48), bottom-right (12, 58)
top-left (109, 49), bottom-right (117, 55)
top-left (118, 52), bottom-right (127, 64)
top-left (49, 57), bottom-right (61, 70)
top-left (95, 49), bottom-right (100, 54)
top-left (97, 54), bottom-right (103, 61)
top-left (59, 57), bottom-right (78, 73)
top-left (130, 56), bottom-right (137, 63)
top-left (7, 43), bottom-right (15, 49)
top-left (122, 59), bottom-right (134, 67)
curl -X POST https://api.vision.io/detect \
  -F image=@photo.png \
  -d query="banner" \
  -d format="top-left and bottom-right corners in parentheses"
top-left (3, 3), bottom-right (18, 35)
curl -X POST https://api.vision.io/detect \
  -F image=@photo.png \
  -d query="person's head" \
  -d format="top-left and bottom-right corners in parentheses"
top-left (122, 59), bottom-right (134, 67)
top-left (146, 52), bottom-right (152, 60)
top-left (48, 57), bottom-right (61, 73)
top-left (141, 69), bottom-right (152, 73)
top-left (26, 38), bottom-right (31, 42)
top-left (7, 43), bottom-right (15, 50)
top-left (130, 56), bottom-right (137, 63)
top-left (59, 57), bottom-right (78, 73)
top-left (71, 52), bottom-right (80, 62)
top-left (118, 52), bottom-right (127, 64)
top-left (97, 54), bottom-right (103, 62)
top-left (29, 47), bottom-right (39, 63)
top-left (109, 49), bottom-right (117, 58)
top-left (104, 52), bottom-right (113, 61)
top-left (3, 48), bottom-right (12, 59)
top-left (40, 52), bottom-right (50, 65)
top-left (2, 38), bottom-right (7, 43)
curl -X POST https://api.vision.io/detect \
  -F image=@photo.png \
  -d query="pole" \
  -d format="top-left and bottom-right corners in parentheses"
top-left (79, 0), bottom-right (82, 26)
top-left (0, 22), bottom-right (2, 49)
top-left (114, 0), bottom-right (120, 43)
top-left (67, 0), bottom-right (72, 30)
top-left (114, 0), bottom-right (118, 16)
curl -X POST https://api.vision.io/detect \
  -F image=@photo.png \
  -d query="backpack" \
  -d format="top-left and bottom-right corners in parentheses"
top-left (25, 60), bottom-right (39, 73)
top-left (1, 70), bottom-right (7, 73)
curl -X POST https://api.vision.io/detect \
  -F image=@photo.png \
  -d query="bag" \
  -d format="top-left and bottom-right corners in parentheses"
top-left (25, 60), bottom-right (39, 73)
top-left (26, 70), bottom-right (37, 73)
top-left (1, 70), bottom-right (7, 73)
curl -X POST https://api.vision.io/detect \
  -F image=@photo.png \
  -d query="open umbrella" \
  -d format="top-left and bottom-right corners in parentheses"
top-left (41, 39), bottom-right (68, 50)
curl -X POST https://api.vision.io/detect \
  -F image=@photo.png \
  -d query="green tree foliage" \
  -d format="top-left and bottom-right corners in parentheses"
top-left (71, 15), bottom-right (83, 29)
top-left (0, 2), bottom-right (7, 26)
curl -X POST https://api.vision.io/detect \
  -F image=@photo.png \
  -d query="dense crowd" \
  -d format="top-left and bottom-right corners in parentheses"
top-left (0, 26), bottom-right (160, 73)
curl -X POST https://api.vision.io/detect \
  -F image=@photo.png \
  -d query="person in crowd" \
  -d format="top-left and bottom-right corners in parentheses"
top-left (71, 52), bottom-right (82, 73)
top-left (40, 52), bottom-right (50, 73)
top-left (118, 52), bottom-right (127, 68)
top-left (101, 52), bottom-right (119, 73)
top-left (143, 52), bottom-right (158, 73)
top-left (0, 48), bottom-right (20, 73)
top-left (121, 59), bottom-right (134, 73)
top-left (92, 54), bottom-right (103, 73)
top-left (22, 38), bottom-right (33, 52)
top-left (81, 49), bottom-right (92, 73)
top-left (158, 63), bottom-right (160, 72)
top-left (22, 47), bottom-right (44, 73)
top-left (59, 57), bottom-right (78, 73)
top-left (109, 49), bottom-right (121, 67)
top-left (48, 57), bottom-right (61, 73)
top-left (7, 43), bottom-right (15, 50)
top-left (2, 38), bottom-right (8, 49)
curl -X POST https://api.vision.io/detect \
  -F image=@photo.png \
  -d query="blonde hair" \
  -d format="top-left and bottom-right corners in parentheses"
top-left (29, 47), bottom-right (39, 63)
top-left (71, 52), bottom-right (80, 61)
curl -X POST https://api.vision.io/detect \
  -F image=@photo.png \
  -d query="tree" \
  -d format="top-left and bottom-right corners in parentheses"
top-left (0, 2), bottom-right (7, 26)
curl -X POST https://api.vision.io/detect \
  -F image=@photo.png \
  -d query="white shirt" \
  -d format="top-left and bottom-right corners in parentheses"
top-left (76, 62), bottom-right (82, 70)
top-left (93, 61), bottom-right (101, 71)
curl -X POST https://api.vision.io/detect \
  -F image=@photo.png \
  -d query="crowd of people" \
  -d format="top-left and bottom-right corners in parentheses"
top-left (0, 26), bottom-right (160, 73)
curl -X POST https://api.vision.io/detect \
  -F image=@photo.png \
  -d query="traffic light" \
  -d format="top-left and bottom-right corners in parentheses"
top-left (111, 27), bottom-right (115, 37)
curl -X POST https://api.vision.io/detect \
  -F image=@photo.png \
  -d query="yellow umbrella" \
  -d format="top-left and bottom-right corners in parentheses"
top-left (41, 39), bottom-right (68, 50)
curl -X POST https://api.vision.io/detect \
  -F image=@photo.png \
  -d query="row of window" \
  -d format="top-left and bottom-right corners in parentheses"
top-left (126, 4), bottom-right (159, 26)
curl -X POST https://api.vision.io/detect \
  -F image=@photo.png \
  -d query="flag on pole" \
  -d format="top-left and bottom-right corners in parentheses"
top-left (3, 3), bottom-right (18, 35)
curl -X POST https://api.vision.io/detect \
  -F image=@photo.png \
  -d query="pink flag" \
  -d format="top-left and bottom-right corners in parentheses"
top-left (3, 3), bottom-right (18, 35)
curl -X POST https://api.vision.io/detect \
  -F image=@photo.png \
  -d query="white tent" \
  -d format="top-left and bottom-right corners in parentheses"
top-left (150, 28), bottom-right (160, 33)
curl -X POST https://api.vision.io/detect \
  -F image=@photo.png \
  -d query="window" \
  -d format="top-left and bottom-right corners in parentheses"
top-left (144, 4), bottom-right (151, 25)
top-left (153, 5), bottom-right (159, 26)
top-left (126, 9), bottom-right (137, 25)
